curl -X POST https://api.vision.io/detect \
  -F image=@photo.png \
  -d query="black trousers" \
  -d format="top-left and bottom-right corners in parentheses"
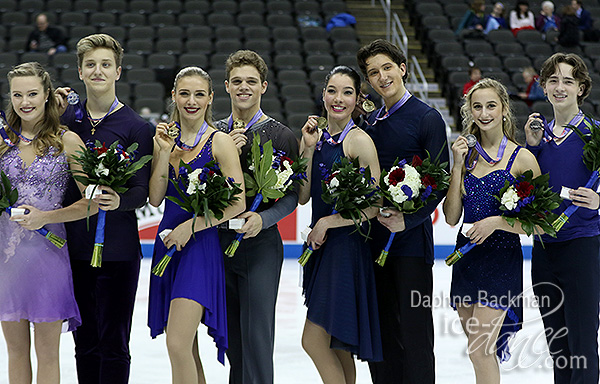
top-left (532, 236), bottom-right (600, 384)
top-left (220, 226), bottom-right (284, 384)
top-left (71, 259), bottom-right (140, 384)
top-left (368, 256), bottom-right (435, 384)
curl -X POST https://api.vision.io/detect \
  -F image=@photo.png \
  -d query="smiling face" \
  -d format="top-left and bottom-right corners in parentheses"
top-left (10, 75), bottom-right (47, 127)
top-left (543, 62), bottom-right (584, 110)
top-left (323, 73), bottom-right (357, 123)
top-left (470, 87), bottom-right (505, 133)
top-left (172, 75), bottom-right (213, 125)
top-left (78, 47), bottom-right (121, 95)
top-left (225, 65), bottom-right (267, 113)
top-left (364, 53), bottom-right (407, 104)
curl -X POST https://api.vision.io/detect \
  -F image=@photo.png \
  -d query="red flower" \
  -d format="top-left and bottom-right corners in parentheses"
top-left (412, 155), bottom-right (423, 167)
top-left (208, 170), bottom-right (215, 177)
top-left (280, 156), bottom-right (293, 169)
top-left (515, 181), bottom-right (534, 198)
top-left (421, 174), bottom-right (437, 189)
top-left (388, 167), bottom-right (406, 186)
top-left (96, 143), bottom-right (109, 155)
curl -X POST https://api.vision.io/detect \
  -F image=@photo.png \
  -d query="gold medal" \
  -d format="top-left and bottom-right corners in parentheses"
top-left (167, 123), bottom-right (180, 139)
top-left (316, 117), bottom-right (327, 130)
top-left (362, 100), bottom-right (376, 113)
top-left (232, 119), bottom-right (246, 130)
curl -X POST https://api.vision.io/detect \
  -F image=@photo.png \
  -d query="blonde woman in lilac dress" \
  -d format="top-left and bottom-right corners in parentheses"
top-left (0, 62), bottom-right (85, 383)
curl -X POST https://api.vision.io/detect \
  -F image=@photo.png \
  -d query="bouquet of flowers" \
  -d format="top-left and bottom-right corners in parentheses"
top-left (553, 118), bottom-right (600, 231)
top-left (298, 157), bottom-right (380, 266)
top-left (445, 170), bottom-right (561, 266)
top-left (152, 160), bottom-right (243, 276)
top-left (0, 170), bottom-right (66, 248)
top-left (70, 140), bottom-right (152, 267)
top-left (376, 152), bottom-right (450, 266)
top-left (224, 134), bottom-right (307, 256)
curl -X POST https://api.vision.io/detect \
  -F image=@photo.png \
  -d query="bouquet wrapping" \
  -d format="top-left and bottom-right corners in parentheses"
top-left (376, 152), bottom-right (449, 266)
top-left (70, 140), bottom-right (152, 267)
top-left (224, 135), bottom-right (307, 257)
top-left (298, 157), bottom-right (380, 266)
top-left (553, 118), bottom-right (600, 231)
top-left (446, 170), bottom-right (561, 266)
top-left (0, 170), bottom-right (66, 248)
top-left (152, 160), bottom-right (243, 277)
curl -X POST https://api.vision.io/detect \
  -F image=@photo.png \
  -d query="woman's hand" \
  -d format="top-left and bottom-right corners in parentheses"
top-left (163, 221), bottom-right (193, 252)
top-left (154, 122), bottom-right (176, 153)
top-left (451, 135), bottom-right (470, 171)
top-left (301, 115), bottom-right (320, 149)
top-left (465, 216), bottom-right (502, 245)
top-left (10, 205), bottom-right (45, 230)
top-left (307, 216), bottom-right (329, 250)
top-left (524, 113), bottom-right (544, 147)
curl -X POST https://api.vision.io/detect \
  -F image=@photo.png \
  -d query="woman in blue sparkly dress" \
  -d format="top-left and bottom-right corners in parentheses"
top-left (298, 66), bottom-right (382, 384)
top-left (443, 78), bottom-right (541, 383)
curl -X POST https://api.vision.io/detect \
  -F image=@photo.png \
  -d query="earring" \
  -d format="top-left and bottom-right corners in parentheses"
top-left (503, 116), bottom-right (506, 121)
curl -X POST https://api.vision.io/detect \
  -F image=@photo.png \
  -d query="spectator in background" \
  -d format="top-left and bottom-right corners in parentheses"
top-left (26, 13), bottom-right (67, 56)
top-left (558, 4), bottom-right (581, 46)
top-left (518, 66), bottom-right (545, 106)
top-left (536, 1), bottom-right (561, 34)
top-left (510, 1), bottom-right (536, 36)
top-left (484, 2), bottom-right (509, 34)
top-left (455, 0), bottom-right (486, 38)
top-left (463, 66), bottom-right (482, 96)
top-left (571, 0), bottom-right (600, 41)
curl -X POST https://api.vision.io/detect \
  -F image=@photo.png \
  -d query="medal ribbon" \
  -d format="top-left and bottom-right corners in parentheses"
top-left (466, 135), bottom-right (508, 170)
top-left (371, 90), bottom-right (412, 125)
top-left (175, 121), bottom-right (209, 151)
top-left (227, 109), bottom-right (264, 132)
top-left (86, 97), bottom-right (120, 126)
top-left (540, 111), bottom-right (584, 143)
top-left (316, 119), bottom-right (355, 151)
top-left (1, 110), bottom-right (36, 145)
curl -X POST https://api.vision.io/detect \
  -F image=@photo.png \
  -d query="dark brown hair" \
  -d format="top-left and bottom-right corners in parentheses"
top-left (539, 52), bottom-right (592, 105)
top-left (356, 39), bottom-right (408, 83)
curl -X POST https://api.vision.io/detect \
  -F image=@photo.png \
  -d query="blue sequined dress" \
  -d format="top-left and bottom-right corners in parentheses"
top-left (302, 129), bottom-right (383, 362)
top-left (450, 146), bottom-right (523, 362)
top-left (147, 132), bottom-right (228, 364)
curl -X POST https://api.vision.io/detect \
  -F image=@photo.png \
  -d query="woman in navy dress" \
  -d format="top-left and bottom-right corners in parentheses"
top-left (443, 78), bottom-right (540, 384)
top-left (147, 67), bottom-right (245, 384)
top-left (298, 66), bottom-right (382, 384)
top-left (525, 53), bottom-right (600, 384)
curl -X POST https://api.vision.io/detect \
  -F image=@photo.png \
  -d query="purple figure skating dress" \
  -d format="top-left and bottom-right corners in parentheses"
top-left (0, 145), bottom-right (81, 330)
top-left (148, 132), bottom-right (228, 364)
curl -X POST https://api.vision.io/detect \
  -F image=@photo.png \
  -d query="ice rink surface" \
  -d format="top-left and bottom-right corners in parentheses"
top-left (1, 259), bottom-right (566, 383)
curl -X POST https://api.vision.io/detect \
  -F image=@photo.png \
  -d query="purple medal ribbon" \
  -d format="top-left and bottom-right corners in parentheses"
top-left (86, 97), bottom-right (120, 125)
top-left (175, 121), bottom-right (209, 151)
top-left (0, 111), bottom-right (15, 147)
top-left (369, 90), bottom-right (412, 126)
top-left (540, 111), bottom-right (584, 143)
top-left (316, 119), bottom-right (355, 151)
top-left (466, 135), bottom-right (508, 170)
top-left (227, 109), bottom-right (264, 132)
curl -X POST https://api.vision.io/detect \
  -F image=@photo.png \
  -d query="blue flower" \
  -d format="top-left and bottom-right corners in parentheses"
top-left (421, 185), bottom-right (432, 201)
top-left (401, 184), bottom-right (413, 200)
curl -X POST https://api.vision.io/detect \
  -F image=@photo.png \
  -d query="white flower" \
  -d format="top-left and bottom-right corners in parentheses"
top-left (98, 152), bottom-right (107, 159)
top-left (501, 186), bottom-right (520, 211)
top-left (389, 184), bottom-right (408, 204)
top-left (330, 177), bottom-right (339, 188)
top-left (274, 162), bottom-right (294, 190)
top-left (249, 164), bottom-right (255, 171)
top-left (95, 162), bottom-right (109, 177)
top-left (186, 169), bottom-right (204, 195)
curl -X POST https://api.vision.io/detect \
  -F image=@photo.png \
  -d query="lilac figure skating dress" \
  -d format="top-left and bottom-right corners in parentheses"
top-left (0, 145), bottom-right (81, 330)
top-left (451, 146), bottom-right (524, 362)
top-left (148, 132), bottom-right (228, 364)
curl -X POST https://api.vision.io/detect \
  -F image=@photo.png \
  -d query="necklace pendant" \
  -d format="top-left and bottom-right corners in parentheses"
top-left (91, 127), bottom-right (96, 135)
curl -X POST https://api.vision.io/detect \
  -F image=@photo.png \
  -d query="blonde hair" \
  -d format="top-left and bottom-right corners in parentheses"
top-left (76, 33), bottom-right (123, 68)
top-left (170, 67), bottom-right (214, 127)
top-left (0, 62), bottom-right (65, 157)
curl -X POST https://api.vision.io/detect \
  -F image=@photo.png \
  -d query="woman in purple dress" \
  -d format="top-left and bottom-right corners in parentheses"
top-left (147, 66), bottom-right (245, 384)
top-left (0, 62), bottom-right (84, 383)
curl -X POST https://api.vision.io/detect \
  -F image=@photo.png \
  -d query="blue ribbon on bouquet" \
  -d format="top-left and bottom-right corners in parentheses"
top-left (90, 209), bottom-right (106, 267)
top-left (298, 209), bottom-right (338, 266)
top-left (5, 207), bottom-right (66, 248)
top-left (445, 239), bottom-right (477, 266)
top-left (552, 170), bottom-right (600, 232)
top-left (224, 192), bottom-right (263, 257)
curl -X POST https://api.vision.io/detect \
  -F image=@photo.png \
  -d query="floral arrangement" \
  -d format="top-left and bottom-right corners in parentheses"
top-left (376, 152), bottom-right (450, 266)
top-left (445, 170), bottom-right (561, 266)
top-left (224, 134), bottom-right (307, 257)
top-left (0, 170), bottom-right (66, 248)
top-left (70, 140), bottom-right (152, 267)
top-left (298, 156), bottom-right (380, 266)
top-left (553, 118), bottom-right (600, 231)
top-left (152, 160), bottom-right (243, 277)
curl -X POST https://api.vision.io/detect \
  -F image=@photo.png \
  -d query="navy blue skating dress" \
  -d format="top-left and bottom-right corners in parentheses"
top-left (302, 129), bottom-right (383, 362)
top-left (450, 146), bottom-right (524, 362)
top-left (148, 131), bottom-right (228, 364)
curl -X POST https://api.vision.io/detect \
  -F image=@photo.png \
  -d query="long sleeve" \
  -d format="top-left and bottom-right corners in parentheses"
top-left (116, 122), bottom-right (153, 211)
